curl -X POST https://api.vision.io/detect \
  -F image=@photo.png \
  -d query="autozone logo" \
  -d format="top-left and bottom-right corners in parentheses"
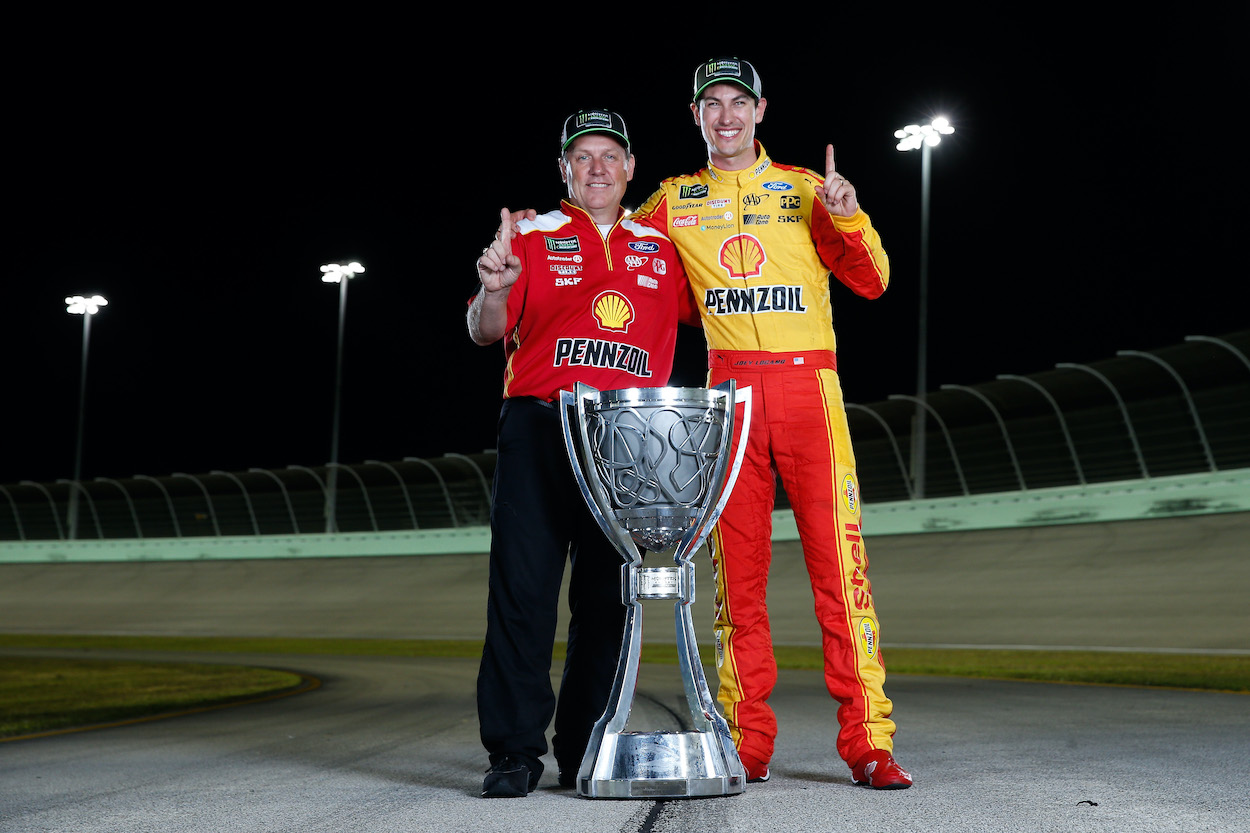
top-left (673, 215), bottom-right (698, 227)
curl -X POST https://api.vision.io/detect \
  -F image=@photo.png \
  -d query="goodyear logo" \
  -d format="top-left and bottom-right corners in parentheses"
top-left (842, 473), bottom-right (860, 515)
top-left (856, 617), bottom-right (878, 659)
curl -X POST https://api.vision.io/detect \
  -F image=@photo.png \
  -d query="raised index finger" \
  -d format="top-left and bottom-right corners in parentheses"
top-left (499, 207), bottom-right (514, 253)
top-left (825, 144), bottom-right (836, 182)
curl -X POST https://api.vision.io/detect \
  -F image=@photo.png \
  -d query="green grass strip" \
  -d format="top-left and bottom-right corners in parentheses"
top-left (0, 656), bottom-right (304, 739)
top-left (3, 633), bottom-right (1246, 694)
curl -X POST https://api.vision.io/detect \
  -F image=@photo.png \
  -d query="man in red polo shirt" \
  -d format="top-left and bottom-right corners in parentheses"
top-left (470, 108), bottom-right (696, 797)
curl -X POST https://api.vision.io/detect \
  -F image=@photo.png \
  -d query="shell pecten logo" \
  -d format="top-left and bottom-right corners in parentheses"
top-left (719, 234), bottom-right (767, 279)
top-left (593, 291), bottom-right (634, 332)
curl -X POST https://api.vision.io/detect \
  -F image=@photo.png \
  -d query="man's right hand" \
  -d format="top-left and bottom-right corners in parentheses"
top-left (477, 208), bottom-right (525, 292)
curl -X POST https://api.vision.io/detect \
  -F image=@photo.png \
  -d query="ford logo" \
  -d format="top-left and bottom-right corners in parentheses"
top-left (628, 242), bottom-right (661, 253)
top-left (761, 181), bottom-right (793, 191)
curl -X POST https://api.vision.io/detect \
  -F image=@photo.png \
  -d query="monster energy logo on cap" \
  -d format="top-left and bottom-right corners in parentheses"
top-left (561, 109), bottom-right (631, 152)
top-left (693, 57), bottom-right (762, 102)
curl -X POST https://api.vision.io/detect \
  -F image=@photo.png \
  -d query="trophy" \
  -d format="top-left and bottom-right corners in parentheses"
top-left (559, 380), bottom-right (751, 799)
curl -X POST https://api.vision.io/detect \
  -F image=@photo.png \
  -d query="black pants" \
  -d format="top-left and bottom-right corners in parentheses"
top-left (476, 397), bottom-right (627, 776)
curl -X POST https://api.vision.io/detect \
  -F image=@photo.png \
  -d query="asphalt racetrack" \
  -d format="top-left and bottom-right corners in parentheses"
top-left (2, 513), bottom-right (1248, 832)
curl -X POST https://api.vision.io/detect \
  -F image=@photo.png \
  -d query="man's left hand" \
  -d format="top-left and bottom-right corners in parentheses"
top-left (815, 145), bottom-right (858, 217)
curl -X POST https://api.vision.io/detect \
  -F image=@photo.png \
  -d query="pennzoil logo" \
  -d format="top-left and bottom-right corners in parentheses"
top-left (856, 617), bottom-right (878, 659)
top-left (704, 285), bottom-right (806, 316)
top-left (718, 233), bottom-right (767, 279)
top-left (842, 473), bottom-right (860, 515)
top-left (554, 338), bottom-right (652, 377)
top-left (593, 290), bottom-right (634, 332)
top-left (545, 235), bottom-right (581, 253)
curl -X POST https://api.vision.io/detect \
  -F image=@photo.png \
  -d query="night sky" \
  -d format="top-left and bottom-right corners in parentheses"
top-left (6, 14), bottom-right (1242, 486)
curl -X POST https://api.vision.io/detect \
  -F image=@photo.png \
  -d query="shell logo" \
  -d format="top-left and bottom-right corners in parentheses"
top-left (718, 234), bottom-right (767, 279)
top-left (593, 291), bottom-right (634, 332)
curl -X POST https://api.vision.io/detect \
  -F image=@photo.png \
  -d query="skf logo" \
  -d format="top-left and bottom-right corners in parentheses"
top-left (842, 473), bottom-right (859, 515)
top-left (624, 255), bottom-right (649, 271)
top-left (593, 291), bottom-right (634, 332)
top-left (856, 617), bottom-right (878, 659)
top-left (545, 235), bottom-right (581, 253)
top-left (673, 215), bottom-right (698, 228)
top-left (555, 277), bottom-right (582, 286)
top-left (780, 195), bottom-right (801, 210)
top-left (718, 234), bottom-right (767, 279)
top-left (679, 184), bottom-right (709, 199)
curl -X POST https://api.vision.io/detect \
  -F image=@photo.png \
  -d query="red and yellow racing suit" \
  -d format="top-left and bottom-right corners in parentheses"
top-left (631, 142), bottom-right (895, 772)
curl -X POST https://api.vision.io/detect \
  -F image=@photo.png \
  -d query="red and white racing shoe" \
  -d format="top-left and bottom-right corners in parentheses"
top-left (850, 749), bottom-right (913, 790)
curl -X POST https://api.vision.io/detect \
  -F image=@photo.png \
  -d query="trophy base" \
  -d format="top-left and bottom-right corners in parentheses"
top-left (577, 730), bottom-right (745, 799)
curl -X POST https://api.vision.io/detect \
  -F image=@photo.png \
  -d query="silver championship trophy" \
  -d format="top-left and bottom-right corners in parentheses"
top-left (559, 380), bottom-right (752, 799)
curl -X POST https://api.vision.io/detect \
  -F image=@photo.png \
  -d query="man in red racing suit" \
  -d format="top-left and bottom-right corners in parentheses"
top-left (470, 109), bottom-right (696, 798)
top-left (629, 57), bottom-right (912, 790)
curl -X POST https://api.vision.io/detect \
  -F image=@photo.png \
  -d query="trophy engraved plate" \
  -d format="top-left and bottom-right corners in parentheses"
top-left (559, 381), bottom-right (751, 799)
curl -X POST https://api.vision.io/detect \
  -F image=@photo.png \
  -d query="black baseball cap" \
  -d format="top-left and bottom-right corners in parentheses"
top-left (693, 57), bottom-right (762, 102)
top-left (560, 109), bottom-right (631, 153)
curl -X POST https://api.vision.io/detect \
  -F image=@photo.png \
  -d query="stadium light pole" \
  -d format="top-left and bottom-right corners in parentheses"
top-left (65, 294), bottom-right (108, 540)
top-left (895, 116), bottom-right (954, 498)
top-left (320, 261), bottom-right (364, 534)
